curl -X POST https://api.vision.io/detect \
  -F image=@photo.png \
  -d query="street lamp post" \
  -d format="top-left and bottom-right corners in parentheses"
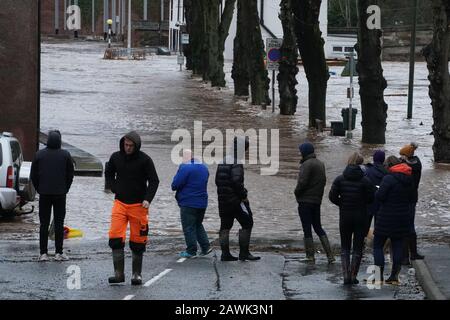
top-left (107, 19), bottom-right (113, 48)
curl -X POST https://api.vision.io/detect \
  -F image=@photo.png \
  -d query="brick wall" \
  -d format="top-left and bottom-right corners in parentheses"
top-left (0, 0), bottom-right (39, 161)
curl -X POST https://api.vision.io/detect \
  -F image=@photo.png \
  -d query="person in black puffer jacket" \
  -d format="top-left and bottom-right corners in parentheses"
top-left (373, 156), bottom-right (417, 284)
top-left (399, 142), bottom-right (424, 264)
top-left (361, 150), bottom-right (389, 237)
top-left (215, 136), bottom-right (260, 262)
top-left (329, 152), bottom-right (376, 285)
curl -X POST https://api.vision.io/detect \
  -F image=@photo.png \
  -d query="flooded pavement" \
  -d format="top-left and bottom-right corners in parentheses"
top-left (2, 39), bottom-right (446, 245)
top-left (0, 240), bottom-right (424, 300)
top-left (1, 39), bottom-right (445, 300)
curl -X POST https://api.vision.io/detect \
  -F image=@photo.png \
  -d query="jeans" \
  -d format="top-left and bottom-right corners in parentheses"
top-left (39, 194), bottom-right (66, 254)
top-left (373, 235), bottom-right (403, 267)
top-left (298, 202), bottom-right (326, 239)
top-left (180, 206), bottom-right (210, 255)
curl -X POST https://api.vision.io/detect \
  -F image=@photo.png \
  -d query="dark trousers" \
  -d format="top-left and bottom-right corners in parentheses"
top-left (298, 202), bottom-right (326, 239)
top-left (219, 202), bottom-right (253, 231)
top-left (373, 235), bottom-right (403, 267)
top-left (39, 194), bottom-right (66, 254)
top-left (339, 213), bottom-right (366, 255)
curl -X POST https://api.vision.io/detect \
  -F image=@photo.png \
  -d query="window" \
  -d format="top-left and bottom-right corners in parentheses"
top-left (0, 144), bottom-right (3, 166)
top-left (10, 141), bottom-right (21, 163)
top-left (345, 47), bottom-right (355, 52)
top-left (333, 46), bottom-right (343, 52)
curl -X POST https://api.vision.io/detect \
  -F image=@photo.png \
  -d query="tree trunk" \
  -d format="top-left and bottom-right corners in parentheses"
top-left (246, 0), bottom-right (271, 106)
top-left (184, 0), bottom-right (193, 71)
top-left (214, 0), bottom-right (237, 88)
top-left (190, 1), bottom-right (205, 76)
top-left (292, 0), bottom-right (329, 127)
top-left (278, 0), bottom-right (299, 115)
top-left (356, 0), bottom-right (388, 144)
top-left (204, 0), bottom-right (220, 83)
top-left (423, 0), bottom-right (450, 162)
top-left (231, 0), bottom-right (250, 96)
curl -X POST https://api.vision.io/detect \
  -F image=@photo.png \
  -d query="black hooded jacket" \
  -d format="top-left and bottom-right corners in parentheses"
top-left (329, 165), bottom-right (376, 217)
top-left (31, 130), bottom-right (74, 195)
top-left (105, 131), bottom-right (159, 204)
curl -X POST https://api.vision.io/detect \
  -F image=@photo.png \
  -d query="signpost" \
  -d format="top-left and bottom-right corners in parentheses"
top-left (266, 38), bottom-right (282, 113)
top-left (181, 33), bottom-right (189, 45)
top-left (346, 52), bottom-right (355, 139)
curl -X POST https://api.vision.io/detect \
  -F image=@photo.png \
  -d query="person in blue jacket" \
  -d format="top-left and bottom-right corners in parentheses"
top-left (172, 150), bottom-right (211, 258)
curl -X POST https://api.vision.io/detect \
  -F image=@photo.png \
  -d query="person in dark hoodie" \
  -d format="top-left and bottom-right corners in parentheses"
top-left (373, 156), bottom-right (417, 284)
top-left (361, 150), bottom-right (389, 236)
top-left (399, 142), bottom-right (424, 264)
top-left (105, 131), bottom-right (159, 285)
top-left (172, 150), bottom-right (211, 258)
top-left (329, 152), bottom-right (376, 285)
top-left (215, 136), bottom-right (260, 262)
top-left (295, 142), bottom-right (335, 264)
top-left (31, 130), bottom-right (74, 262)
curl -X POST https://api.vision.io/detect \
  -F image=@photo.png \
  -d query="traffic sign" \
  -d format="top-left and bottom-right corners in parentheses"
top-left (266, 38), bottom-right (283, 70)
top-left (181, 34), bottom-right (189, 44)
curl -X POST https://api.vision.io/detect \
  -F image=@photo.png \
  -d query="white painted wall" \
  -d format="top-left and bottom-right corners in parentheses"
top-left (169, 0), bottom-right (185, 51)
top-left (224, 0), bottom-right (328, 61)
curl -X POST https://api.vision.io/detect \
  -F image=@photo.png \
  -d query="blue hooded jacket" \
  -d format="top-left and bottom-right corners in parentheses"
top-left (171, 159), bottom-right (209, 209)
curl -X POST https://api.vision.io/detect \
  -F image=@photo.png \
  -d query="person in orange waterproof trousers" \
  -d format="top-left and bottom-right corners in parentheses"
top-left (105, 131), bottom-right (159, 285)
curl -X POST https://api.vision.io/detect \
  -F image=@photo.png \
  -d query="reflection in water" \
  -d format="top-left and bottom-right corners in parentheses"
top-left (1, 41), bottom-right (448, 245)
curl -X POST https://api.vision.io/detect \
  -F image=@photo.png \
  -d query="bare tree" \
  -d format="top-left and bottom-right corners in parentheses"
top-left (423, 0), bottom-right (450, 162)
top-left (278, 0), bottom-right (298, 115)
top-left (356, 0), bottom-right (388, 144)
top-left (292, 0), bottom-right (329, 127)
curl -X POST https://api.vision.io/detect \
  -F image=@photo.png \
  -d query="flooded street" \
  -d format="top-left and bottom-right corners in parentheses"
top-left (1, 40), bottom-right (449, 247)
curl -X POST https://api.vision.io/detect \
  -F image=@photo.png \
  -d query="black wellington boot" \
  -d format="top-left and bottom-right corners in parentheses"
top-left (108, 249), bottom-right (125, 284)
top-left (238, 229), bottom-right (261, 261)
top-left (319, 235), bottom-right (336, 264)
top-left (341, 251), bottom-right (351, 285)
top-left (350, 253), bottom-right (362, 285)
top-left (131, 252), bottom-right (143, 285)
top-left (219, 229), bottom-right (238, 261)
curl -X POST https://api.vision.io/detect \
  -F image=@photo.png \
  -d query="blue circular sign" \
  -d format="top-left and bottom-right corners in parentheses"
top-left (268, 48), bottom-right (281, 62)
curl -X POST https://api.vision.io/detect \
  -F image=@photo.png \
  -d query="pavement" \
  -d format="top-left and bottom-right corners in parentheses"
top-left (412, 244), bottom-right (450, 300)
top-left (0, 237), bottom-right (425, 300)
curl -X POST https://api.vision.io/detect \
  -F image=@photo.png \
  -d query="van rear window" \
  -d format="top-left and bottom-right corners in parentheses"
top-left (0, 145), bottom-right (3, 166)
top-left (10, 141), bottom-right (21, 162)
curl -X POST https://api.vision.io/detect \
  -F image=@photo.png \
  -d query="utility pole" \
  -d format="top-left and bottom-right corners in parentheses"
top-left (128, 0), bottom-right (132, 58)
top-left (144, 0), bottom-right (148, 20)
top-left (407, 0), bottom-right (418, 119)
top-left (55, 0), bottom-right (59, 34)
top-left (92, 0), bottom-right (95, 35)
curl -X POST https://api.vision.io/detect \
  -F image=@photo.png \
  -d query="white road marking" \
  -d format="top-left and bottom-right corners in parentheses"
top-left (177, 258), bottom-right (186, 263)
top-left (123, 295), bottom-right (135, 300)
top-left (144, 268), bottom-right (173, 287)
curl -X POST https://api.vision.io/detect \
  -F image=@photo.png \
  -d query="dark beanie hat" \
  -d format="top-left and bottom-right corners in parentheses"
top-left (299, 142), bottom-right (314, 157)
top-left (373, 150), bottom-right (385, 164)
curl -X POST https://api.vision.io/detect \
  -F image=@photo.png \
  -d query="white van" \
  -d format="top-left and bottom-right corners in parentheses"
top-left (0, 132), bottom-right (35, 216)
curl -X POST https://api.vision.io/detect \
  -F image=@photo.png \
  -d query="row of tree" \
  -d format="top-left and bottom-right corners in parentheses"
top-left (183, 0), bottom-right (450, 163)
